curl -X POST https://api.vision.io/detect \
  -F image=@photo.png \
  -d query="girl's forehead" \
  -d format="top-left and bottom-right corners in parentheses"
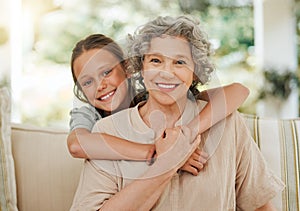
top-left (147, 36), bottom-right (192, 59)
top-left (75, 48), bottom-right (120, 78)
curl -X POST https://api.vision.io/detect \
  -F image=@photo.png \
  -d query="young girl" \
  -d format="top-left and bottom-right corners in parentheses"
top-left (67, 33), bottom-right (249, 175)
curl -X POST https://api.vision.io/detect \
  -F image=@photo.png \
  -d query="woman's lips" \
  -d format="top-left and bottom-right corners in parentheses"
top-left (155, 83), bottom-right (179, 91)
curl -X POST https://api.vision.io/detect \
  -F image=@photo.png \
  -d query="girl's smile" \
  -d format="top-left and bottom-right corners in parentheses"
top-left (97, 90), bottom-right (116, 101)
top-left (74, 48), bottom-right (129, 112)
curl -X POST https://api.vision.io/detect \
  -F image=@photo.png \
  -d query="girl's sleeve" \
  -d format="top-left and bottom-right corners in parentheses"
top-left (69, 106), bottom-right (102, 131)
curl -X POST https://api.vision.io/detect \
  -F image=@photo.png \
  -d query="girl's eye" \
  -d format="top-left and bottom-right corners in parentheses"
top-left (150, 58), bottom-right (161, 63)
top-left (176, 60), bottom-right (187, 65)
top-left (102, 69), bottom-right (113, 77)
top-left (82, 79), bottom-right (93, 87)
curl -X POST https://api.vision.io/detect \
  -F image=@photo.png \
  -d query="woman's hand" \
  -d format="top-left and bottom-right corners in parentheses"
top-left (144, 126), bottom-right (201, 178)
top-left (180, 148), bottom-right (208, 176)
top-left (155, 126), bottom-right (193, 156)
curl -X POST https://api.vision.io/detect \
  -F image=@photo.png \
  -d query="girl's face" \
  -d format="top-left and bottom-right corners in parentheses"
top-left (143, 35), bottom-right (195, 106)
top-left (74, 48), bottom-right (128, 112)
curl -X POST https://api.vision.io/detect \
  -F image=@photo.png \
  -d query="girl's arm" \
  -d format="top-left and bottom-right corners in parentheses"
top-left (67, 129), bottom-right (154, 160)
top-left (71, 127), bottom-right (197, 211)
top-left (179, 83), bottom-right (249, 175)
top-left (188, 82), bottom-right (249, 138)
top-left (68, 82), bottom-right (248, 162)
top-left (99, 127), bottom-right (200, 211)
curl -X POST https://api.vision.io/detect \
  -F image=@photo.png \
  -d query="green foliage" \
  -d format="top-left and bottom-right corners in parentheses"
top-left (34, 1), bottom-right (254, 66)
top-left (35, 0), bottom-right (183, 64)
top-left (0, 75), bottom-right (10, 89)
top-left (0, 26), bottom-right (8, 45)
top-left (258, 69), bottom-right (300, 100)
top-left (21, 0), bottom-right (256, 126)
top-left (198, 6), bottom-right (254, 57)
top-left (294, 1), bottom-right (300, 68)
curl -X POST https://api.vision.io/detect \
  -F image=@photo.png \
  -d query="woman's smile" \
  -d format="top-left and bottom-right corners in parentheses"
top-left (155, 82), bottom-right (180, 92)
top-left (142, 35), bottom-right (194, 106)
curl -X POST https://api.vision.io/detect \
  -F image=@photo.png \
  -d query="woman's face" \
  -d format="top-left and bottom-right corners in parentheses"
top-left (142, 35), bottom-right (195, 106)
top-left (74, 48), bottom-right (128, 112)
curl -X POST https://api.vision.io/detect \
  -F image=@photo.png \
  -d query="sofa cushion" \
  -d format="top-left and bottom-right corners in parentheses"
top-left (242, 113), bottom-right (300, 211)
top-left (11, 124), bottom-right (83, 211)
top-left (0, 87), bottom-right (18, 211)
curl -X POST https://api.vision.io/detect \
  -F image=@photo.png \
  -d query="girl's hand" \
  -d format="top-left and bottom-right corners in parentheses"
top-left (146, 144), bottom-right (156, 165)
top-left (180, 148), bottom-right (208, 176)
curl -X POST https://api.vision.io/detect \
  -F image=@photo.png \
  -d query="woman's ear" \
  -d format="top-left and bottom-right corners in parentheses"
top-left (123, 60), bottom-right (130, 79)
top-left (141, 68), bottom-right (145, 77)
top-left (192, 73), bottom-right (198, 83)
top-left (141, 56), bottom-right (145, 77)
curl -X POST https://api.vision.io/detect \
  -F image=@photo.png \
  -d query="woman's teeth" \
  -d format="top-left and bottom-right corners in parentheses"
top-left (156, 83), bottom-right (177, 89)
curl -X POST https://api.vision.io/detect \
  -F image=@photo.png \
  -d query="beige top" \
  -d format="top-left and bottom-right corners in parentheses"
top-left (70, 100), bottom-right (284, 211)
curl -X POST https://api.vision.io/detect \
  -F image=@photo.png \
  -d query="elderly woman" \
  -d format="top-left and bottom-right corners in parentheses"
top-left (70, 15), bottom-right (284, 211)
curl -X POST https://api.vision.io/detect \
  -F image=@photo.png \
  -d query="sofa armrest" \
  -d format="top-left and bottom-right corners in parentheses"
top-left (11, 123), bottom-right (83, 211)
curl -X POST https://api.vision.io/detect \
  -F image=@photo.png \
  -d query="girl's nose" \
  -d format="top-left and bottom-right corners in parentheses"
top-left (97, 79), bottom-right (107, 91)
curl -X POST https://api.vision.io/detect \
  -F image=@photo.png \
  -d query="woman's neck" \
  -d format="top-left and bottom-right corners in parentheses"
top-left (139, 97), bottom-right (187, 136)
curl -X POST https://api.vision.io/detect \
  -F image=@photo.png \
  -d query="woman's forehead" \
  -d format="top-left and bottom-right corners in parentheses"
top-left (147, 36), bottom-right (192, 59)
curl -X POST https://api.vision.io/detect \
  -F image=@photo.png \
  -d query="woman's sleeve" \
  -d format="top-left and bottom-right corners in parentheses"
top-left (70, 160), bottom-right (118, 211)
top-left (234, 112), bottom-right (285, 210)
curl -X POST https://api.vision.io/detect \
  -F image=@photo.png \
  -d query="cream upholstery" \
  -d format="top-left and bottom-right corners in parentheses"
top-left (242, 114), bottom-right (300, 211)
top-left (3, 112), bottom-right (298, 210)
top-left (11, 124), bottom-right (83, 211)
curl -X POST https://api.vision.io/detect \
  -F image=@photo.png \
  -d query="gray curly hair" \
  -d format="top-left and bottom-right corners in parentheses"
top-left (127, 15), bottom-right (215, 92)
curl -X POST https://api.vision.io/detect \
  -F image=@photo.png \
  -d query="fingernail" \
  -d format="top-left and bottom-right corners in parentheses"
top-left (148, 157), bottom-right (156, 165)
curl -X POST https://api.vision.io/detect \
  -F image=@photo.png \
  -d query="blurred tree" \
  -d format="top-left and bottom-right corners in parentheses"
top-left (0, 76), bottom-right (10, 88)
top-left (0, 26), bottom-right (8, 45)
top-left (295, 0), bottom-right (300, 67)
top-left (34, 0), bottom-right (182, 64)
top-left (20, 0), bottom-right (257, 126)
top-left (34, 0), bottom-right (254, 67)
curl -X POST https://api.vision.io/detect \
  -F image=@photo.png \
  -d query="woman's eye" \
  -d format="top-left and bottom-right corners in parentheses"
top-left (102, 69), bottom-right (112, 77)
top-left (176, 60), bottom-right (187, 65)
top-left (82, 79), bottom-right (92, 87)
top-left (150, 58), bottom-right (161, 63)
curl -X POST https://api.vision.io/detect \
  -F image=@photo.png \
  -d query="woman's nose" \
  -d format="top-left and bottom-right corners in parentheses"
top-left (164, 61), bottom-right (173, 73)
top-left (159, 62), bottom-right (174, 78)
top-left (159, 70), bottom-right (175, 79)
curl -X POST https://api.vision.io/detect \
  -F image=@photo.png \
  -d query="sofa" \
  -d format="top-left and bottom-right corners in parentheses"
top-left (0, 87), bottom-right (299, 211)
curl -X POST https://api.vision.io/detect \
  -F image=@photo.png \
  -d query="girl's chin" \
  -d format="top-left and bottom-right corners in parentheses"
top-left (95, 98), bottom-right (127, 112)
top-left (101, 104), bottom-right (120, 113)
